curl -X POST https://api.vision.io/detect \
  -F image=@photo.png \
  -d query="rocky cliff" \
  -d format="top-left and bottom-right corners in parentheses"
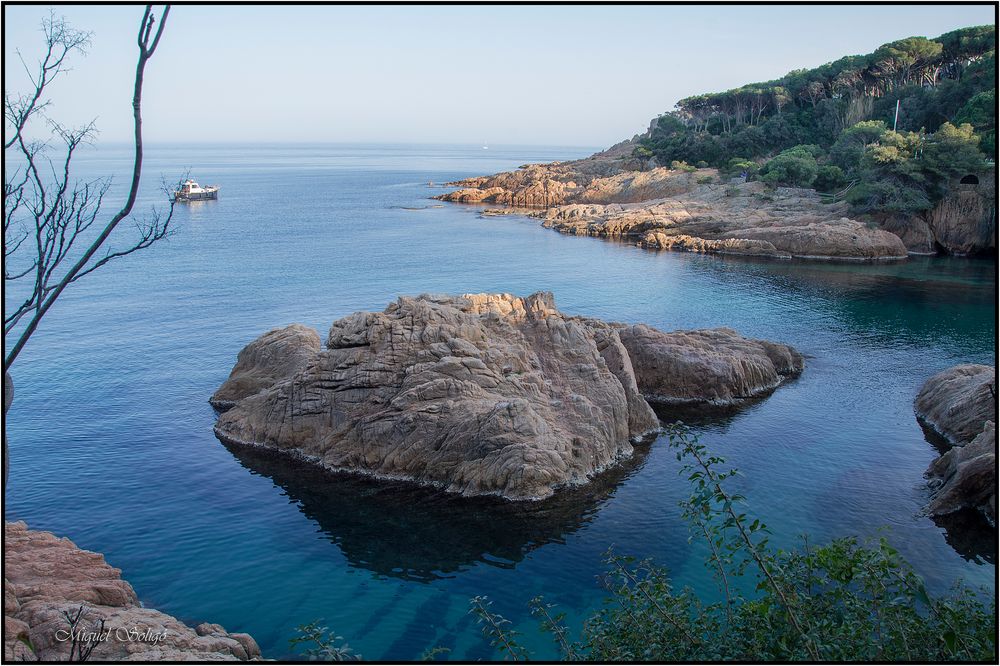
top-left (878, 171), bottom-right (997, 256)
top-left (436, 161), bottom-right (908, 261)
top-left (4, 522), bottom-right (260, 661)
top-left (915, 364), bottom-right (997, 525)
top-left (211, 293), bottom-right (802, 501)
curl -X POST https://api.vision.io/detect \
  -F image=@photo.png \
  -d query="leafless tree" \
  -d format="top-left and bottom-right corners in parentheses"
top-left (3, 5), bottom-right (175, 485)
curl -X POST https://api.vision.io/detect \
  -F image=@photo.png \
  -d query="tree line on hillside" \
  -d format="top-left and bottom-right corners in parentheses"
top-left (636, 26), bottom-right (995, 215)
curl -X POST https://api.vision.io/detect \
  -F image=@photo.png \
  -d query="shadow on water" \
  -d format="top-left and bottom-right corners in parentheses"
top-left (932, 510), bottom-right (997, 565)
top-left (222, 439), bottom-right (657, 583)
top-left (648, 381), bottom-right (795, 429)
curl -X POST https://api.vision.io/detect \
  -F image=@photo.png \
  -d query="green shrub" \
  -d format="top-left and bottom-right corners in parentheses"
top-left (471, 425), bottom-right (996, 662)
top-left (670, 160), bottom-right (698, 173)
top-left (814, 165), bottom-right (847, 193)
top-left (759, 149), bottom-right (819, 188)
top-left (697, 175), bottom-right (715, 184)
top-left (726, 157), bottom-right (758, 177)
top-left (289, 621), bottom-right (360, 661)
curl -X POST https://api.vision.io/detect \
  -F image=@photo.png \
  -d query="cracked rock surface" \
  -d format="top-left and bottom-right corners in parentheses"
top-left (212, 292), bottom-right (802, 500)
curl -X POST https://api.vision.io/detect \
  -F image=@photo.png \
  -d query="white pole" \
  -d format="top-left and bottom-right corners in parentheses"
top-left (893, 99), bottom-right (900, 132)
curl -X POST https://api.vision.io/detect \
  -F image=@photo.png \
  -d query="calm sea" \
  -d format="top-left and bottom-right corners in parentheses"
top-left (3, 143), bottom-right (996, 660)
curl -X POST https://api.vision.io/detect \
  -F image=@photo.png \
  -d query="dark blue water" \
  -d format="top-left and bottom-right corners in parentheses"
top-left (4, 143), bottom-right (996, 660)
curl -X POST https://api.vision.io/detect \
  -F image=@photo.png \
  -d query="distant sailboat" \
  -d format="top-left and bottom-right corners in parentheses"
top-left (482, 141), bottom-right (489, 150)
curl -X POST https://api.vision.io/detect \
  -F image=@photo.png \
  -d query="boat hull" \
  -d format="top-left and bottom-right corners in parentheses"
top-left (174, 190), bottom-right (218, 202)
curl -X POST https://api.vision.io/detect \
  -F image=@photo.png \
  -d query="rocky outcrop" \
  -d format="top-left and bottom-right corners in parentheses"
top-left (914, 364), bottom-right (996, 445)
top-left (212, 293), bottom-right (802, 501)
top-left (877, 173), bottom-right (997, 256)
top-left (916, 364), bottom-right (997, 527)
top-left (927, 422), bottom-right (996, 524)
top-left (210, 324), bottom-right (321, 409)
top-left (4, 521), bottom-right (260, 661)
top-left (922, 172), bottom-right (996, 255)
top-left (639, 232), bottom-right (788, 258)
top-left (615, 325), bottom-right (804, 405)
top-left (541, 181), bottom-right (907, 260)
top-left (438, 159), bottom-right (908, 261)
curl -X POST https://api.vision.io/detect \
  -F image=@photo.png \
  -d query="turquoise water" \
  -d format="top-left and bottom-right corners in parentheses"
top-left (4, 143), bottom-right (996, 660)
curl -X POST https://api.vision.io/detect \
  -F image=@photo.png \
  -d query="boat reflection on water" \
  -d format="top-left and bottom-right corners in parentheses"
top-left (222, 439), bottom-right (656, 582)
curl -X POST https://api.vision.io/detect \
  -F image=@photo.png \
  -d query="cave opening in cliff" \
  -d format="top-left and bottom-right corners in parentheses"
top-left (960, 174), bottom-right (980, 185)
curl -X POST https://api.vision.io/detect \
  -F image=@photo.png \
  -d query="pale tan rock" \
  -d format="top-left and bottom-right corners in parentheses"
top-left (927, 421), bottom-right (996, 524)
top-left (214, 293), bottom-right (661, 501)
top-left (213, 294), bottom-right (803, 500)
top-left (210, 323), bottom-right (321, 408)
top-left (3, 522), bottom-right (259, 661)
top-left (438, 157), bottom-right (910, 261)
top-left (639, 231), bottom-right (788, 258)
top-left (914, 364), bottom-right (996, 445)
top-left (615, 325), bottom-right (803, 405)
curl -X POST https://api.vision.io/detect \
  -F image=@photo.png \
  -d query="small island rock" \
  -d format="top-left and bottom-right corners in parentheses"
top-left (212, 293), bottom-right (803, 501)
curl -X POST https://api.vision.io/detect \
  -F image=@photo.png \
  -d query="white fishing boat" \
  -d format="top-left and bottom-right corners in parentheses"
top-left (173, 179), bottom-right (219, 202)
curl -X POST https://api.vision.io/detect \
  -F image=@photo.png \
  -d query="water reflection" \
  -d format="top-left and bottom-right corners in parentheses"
top-left (703, 255), bottom-right (996, 351)
top-left (932, 510), bottom-right (997, 565)
top-left (223, 440), bottom-right (654, 582)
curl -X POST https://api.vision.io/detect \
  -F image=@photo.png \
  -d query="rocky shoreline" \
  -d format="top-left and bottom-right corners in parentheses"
top-left (433, 151), bottom-right (994, 260)
top-left (210, 292), bottom-right (802, 501)
top-left (4, 521), bottom-right (260, 661)
top-left (915, 364), bottom-right (997, 526)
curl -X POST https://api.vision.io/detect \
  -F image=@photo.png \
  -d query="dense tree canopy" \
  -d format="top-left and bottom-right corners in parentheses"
top-left (638, 25), bottom-right (994, 213)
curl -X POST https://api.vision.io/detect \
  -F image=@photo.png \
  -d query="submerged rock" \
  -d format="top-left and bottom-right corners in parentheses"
top-left (3, 522), bottom-right (260, 661)
top-left (212, 293), bottom-right (801, 500)
top-left (915, 364), bottom-right (997, 528)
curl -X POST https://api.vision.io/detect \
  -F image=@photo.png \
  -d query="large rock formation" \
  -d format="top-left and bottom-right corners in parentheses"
top-left (212, 293), bottom-right (802, 500)
top-left (915, 364), bottom-right (997, 526)
top-left (4, 522), bottom-right (260, 661)
top-left (436, 161), bottom-right (908, 261)
top-left (543, 182), bottom-right (907, 260)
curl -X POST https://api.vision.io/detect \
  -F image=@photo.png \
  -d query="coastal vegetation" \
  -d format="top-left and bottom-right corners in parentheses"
top-left (638, 26), bottom-right (995, 214)
top-left (289, 426), bottom-right (995, 661)
top-left (464, 426), bottom-right (996, 662)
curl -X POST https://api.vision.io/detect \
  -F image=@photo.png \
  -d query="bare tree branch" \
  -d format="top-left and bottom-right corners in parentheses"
top-left (3, 5), bottom-right (174, 371)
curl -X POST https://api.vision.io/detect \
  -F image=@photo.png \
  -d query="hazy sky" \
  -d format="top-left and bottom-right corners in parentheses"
top-left (4, 4), bottom-right (995, 147)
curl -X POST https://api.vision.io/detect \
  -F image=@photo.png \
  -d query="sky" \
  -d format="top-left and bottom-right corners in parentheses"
top-left (3, 4), bottom-right (996, 148)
